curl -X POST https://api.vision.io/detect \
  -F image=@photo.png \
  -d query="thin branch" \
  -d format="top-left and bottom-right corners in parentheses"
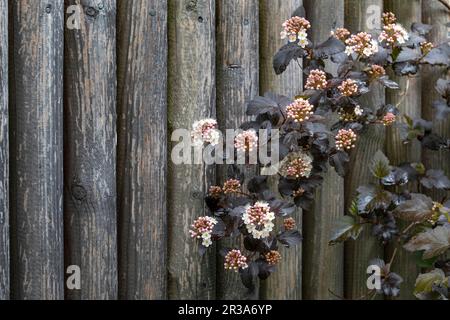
top-left (438, 0), bottom-right (450, 11)
top-left (395, 78), bottom-right (410, 108)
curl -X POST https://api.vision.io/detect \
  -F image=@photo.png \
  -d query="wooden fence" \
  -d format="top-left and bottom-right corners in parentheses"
top-left (0, 0), bottom-right (448, 300)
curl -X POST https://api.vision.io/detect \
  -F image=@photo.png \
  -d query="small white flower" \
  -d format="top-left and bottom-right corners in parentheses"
top-left (297, 30), bottom-right (308, 41)
top-left (288, 34), bottom-right (297, 42)
top-left (298, 38), bottom-right (308, 48)
top-left (345, 46), bottom-right (354, 56)
top-left (354, 105), bottom-right (363, 116)
top-left (280, 31), bottom-right (287, 39)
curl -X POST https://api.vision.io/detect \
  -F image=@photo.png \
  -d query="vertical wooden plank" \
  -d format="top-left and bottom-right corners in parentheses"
top-left (0, 0), bottom-right (8, 300)
top-left (216, 0), bottom-right (259, 300)
top-left (10, 0), bottom-right (64, 299)
top-left (64, 0), bottom-right (117, 299)
top-left (422, 0), bottom-right (450, 201)
top-left (167, 0), bottom-right (216, 299)
top-left (303, 0), bottom-right (345, 299)
top-left (259, 0), bottom-right (303, 300)
top-left (384, 0), bottom-right (421, 300)
top-left (344, 0), bottom-right (385, 299)
top-left (117, 0), bottom-right (168, 300)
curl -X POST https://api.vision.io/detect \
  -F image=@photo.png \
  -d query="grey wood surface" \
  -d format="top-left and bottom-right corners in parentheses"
top-left (117, 0), bottom-right (168, 300)
top-left (64, 0), bottom-right (118, 300)
top-left (0, 0), bottom-right (9, 301)
top-left (10, 0), bottom-right (64, 299)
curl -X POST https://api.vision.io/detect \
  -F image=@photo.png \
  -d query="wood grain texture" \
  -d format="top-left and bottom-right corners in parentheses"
top-left (344, 0), bottom-right (385, 300)
top-left (117, 0), bottom-right (168, 300)
top-left (0, 0), bottom-right (8, 300)
top-left (422, 0), bottom-right (450, 202)
top-left (167, 0), bottom-right (216, 299)
top-left (384, 0), bottom-right (421, 300)
top-left (64, 0), bottom-right (117, 300)
top-left (259, 0), bottom-right (303, 300)
top-left (10, 0), bottom-right (64, 299)
top-left (303, 0), bottom-right (345, 300)
top-left (216, 0), bottom-right (259, 300)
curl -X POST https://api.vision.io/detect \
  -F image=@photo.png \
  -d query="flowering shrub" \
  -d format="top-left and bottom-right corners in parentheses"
top-left (190, 8), bottom-right (450, 299)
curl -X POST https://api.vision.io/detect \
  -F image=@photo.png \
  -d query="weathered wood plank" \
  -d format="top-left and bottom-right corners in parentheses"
top-left (64, 0), bottom-right (117, 299)
top-left (260, 0), bottom-right (303, 300)
top-left (384, 0), bottom-right (421, 300)
top-left (216, 0), bottom-right (259, 300)
top-left (0, 0), bottom-right (9, 300)
top-left (10, 0), bottom-right (64, 299)
top-left (303, 0), bottom-right (345, 300)
top-left (117, 0), bottom-right (168, 300)
top-left (422, 0), bottom-right (450, 201)
top-left (344, 0), bottom-right (385, 300)
top-left (167, 0), bottom-right (216, 299)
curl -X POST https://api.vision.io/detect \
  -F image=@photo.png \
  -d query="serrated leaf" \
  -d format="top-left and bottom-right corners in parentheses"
top-left (411, 23), bottom-right (433, 36)
top-left (414, 269), bottom-right (447, 300)
top-left (421, 169), bottom-right (450, 189)
top-left (273, 43), bottom-right (305, 75)
top-left (396, 47), bottom-right (422, 63)
top-left (423, 43), bottom-right (450, 66)
top-left (404, 226), bottom-right (450, 259)
top-left (432, 100), bottom-right (450, 120)
top-left (313, 36), bottom-right (346, 58)
top-left (378, 77), bottom-right (400, 89)
top-left (329, 216), bottom-right (363, 245)
top-left (277, 230), bottom-right (302, 247)
top-left (393, 193), bottom-right (434, 222)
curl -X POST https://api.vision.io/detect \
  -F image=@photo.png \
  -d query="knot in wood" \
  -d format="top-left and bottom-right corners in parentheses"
top-left (85, 6), bottom-right (99, 18)
top-left (72, 184), bottom-right (87, 201)
top-left (186, 0), bottom-right (197, 11)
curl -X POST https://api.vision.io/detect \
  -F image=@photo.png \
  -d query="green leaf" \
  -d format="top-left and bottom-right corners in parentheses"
top-left (404, 226), bottom-right (450, 259)
top-left (348, 199), bottom-right (359, 217)
top-left (370, 150), bottom-right (390, 179)
top-left (393, 193), bottom-right (434, 222)
top-left (329, 216), bottom-right (363, 246)
top-left (414, 269), bottom-right (447, 300)
top-left (413, 251), bottom-right (438, 269)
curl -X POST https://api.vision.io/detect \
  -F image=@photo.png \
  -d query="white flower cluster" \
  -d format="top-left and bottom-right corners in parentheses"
top-left (189, 216), bottom-right (218, 247)
top-left (243, 201), bottom-right (275, 239)
top-left (191, 118), bottom-right (220, 146)
top-left (344, 32), bottom-right (379, 58)
top-left (379, 23), bottom-right (409, 46)
top-left (280, 16), bottom-right (311, 48)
